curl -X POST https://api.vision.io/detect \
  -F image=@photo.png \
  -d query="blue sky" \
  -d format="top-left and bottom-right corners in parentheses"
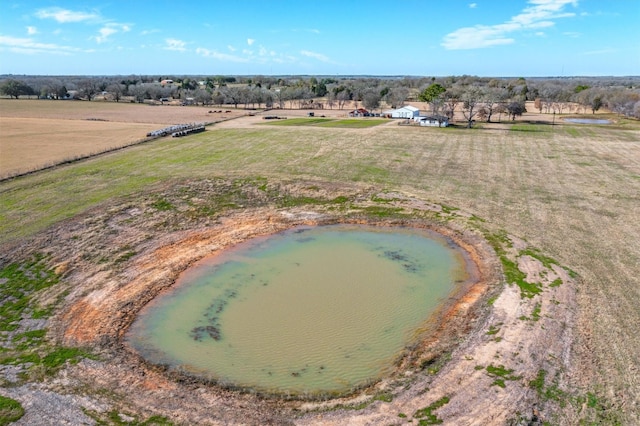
top-left (0, 0), bottom-right (638, 76)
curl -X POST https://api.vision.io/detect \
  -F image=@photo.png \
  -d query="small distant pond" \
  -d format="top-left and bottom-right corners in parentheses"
top-left (564, 118), bottom-right (612, 124)
top-left (126, 224), bottom-right (471, 398)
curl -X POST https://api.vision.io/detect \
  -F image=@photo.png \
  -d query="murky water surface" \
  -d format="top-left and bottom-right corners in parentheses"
top-left (127, 225), bottom-right (468, 396)
top-left (564, 118), bottom-right (611, 124)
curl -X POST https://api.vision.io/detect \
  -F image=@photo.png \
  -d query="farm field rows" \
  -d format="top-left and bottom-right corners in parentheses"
top-left (0, 99), bottom-right (248, 178)
top-left (0, 117), bottom-right (160, 177)
top-left (0, 101), bottom-right (639, 424)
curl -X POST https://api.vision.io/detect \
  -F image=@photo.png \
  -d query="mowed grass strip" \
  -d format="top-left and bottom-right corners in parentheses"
top-left (315, 119), bottom-right (388, 128)
top-left (263, 117), bottom-right (387, 128)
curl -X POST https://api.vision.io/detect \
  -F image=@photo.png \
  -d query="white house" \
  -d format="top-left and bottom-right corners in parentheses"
top-left (384, 105), bottom-right (420, 119)
top-left (415, 115), bottom-right (449, 127)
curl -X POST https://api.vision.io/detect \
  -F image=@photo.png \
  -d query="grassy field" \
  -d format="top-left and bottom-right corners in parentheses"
top-left (0, 117), bottom-right (160, 178)
top-left (0, 102), bottom-right (639, 423)
top-left (262, 117), bottom-right (389, 128)
top-left (0, 99), bottom-right (247, 178)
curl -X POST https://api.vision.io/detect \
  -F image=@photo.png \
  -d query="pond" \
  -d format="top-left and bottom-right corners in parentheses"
top-left (126, 224), bottom-right (471, 398)
top-left (564, 118), bottom-right (612, 124)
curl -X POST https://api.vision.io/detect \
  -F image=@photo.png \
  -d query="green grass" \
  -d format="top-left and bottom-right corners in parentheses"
top-left (262, 117), bottom-right (387, 128)
top-left (83, 409), bottom-right (174, 426)
top-left (564, 127), bottom-right (580, 137)
top-left (0, 254), bottom-right (59, 331)
top-left (486, 324), bottom-right (501, 335)
top-left (485, 364), bottom-right (521, 388)
top-left (510, 123), bottom-right (552, 133)
top-left (529, 369), bottom-right (567, 405)
top-left (151, 198), bottom-right (174, 211)
top-left (520, 302), bottom-right (542, 321)
top-left (373, 392), bottom-right (393, 403)
top-left (413, 396), bottom-right (450, 424)
top-left (0, 395), bottom-right (24, 426)
top-left (315, 119), bottom-right (388, 128)
top-left (264, 117), bottom-right (334, 126)
top-left (0, 346), bottom-right (95, 379)
top-left (0, 254), bottom-right (95, 380)
top-left (500, 255), bottom-right (542, 298)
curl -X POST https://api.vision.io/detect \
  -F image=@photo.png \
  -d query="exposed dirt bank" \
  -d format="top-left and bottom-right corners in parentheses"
top-left (0, 179), bottom-right (577, 425)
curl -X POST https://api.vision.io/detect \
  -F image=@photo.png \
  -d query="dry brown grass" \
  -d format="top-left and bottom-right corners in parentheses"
top-left (0, 117), bottom-right (160, 177)
top-left (0, 99), bottom-right (247, 178)
top-left (1, 99), bottom-right (639, 424)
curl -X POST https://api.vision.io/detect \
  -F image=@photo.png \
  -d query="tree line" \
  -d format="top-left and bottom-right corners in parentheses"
top-left (2, 74), bottom-right (639, 123)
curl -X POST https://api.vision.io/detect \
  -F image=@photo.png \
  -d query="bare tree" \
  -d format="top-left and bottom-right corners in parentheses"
top-left (272, 88), bottom-right (285, 109)
top-left (193, 88), bottom-right (212, 106)
top-left (461, 86), bottom-right (482, 127)
top-left (222, 86), bottom-right (243, 108)
top-left (129, 84), bottom-right (149, 103)
top-left (442, 87), bottom-right (461, 121)
top-left (387, 87), bottom-right (409, 108)
top-left (362, 88), bottom-right (381, 111)
top-left (481, 87), bottom-right (508, 122)
top-left (106, 83), bottom-right (124, 102)
top-left (552, 88), bottom-right (571, 114)
top-left (325, 90), bottom-right (336, 110)
top-left (78, 79), bottom-right (99, 100)
top-left (534, 98), bottom-right (543, 113)
top-left (212, 90), bottom-right (225, 106)
top-left (336, 90), bottom-right (350, 110)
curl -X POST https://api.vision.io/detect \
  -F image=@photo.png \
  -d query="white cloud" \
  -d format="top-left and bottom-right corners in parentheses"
top-left (469, 3), bottom-right (477, 8)
top-left (247, 38), bottom-right (255, 46)
top-left (196, 47), bottom-right (248, 62)
top-left (300, 50), bottom-right (331, 63)
top-left (164, 38), bottom-right (187, 51)
top-left (35, 7), bottom-right (99, 23)
top-left (227, 45), bottom-right (236, 52)
top-left (95, 27), bottom-right (117, 43)
top-left (94, 23), bottom-right (131, 43)
top-left (26, 26), bottom-right (38, 35)
top-left (442, 0), bottom-right (578, 50)
top-left (0, 35), bottom-right (91, 55)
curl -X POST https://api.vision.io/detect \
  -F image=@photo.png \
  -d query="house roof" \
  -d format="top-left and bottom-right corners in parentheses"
top-left (396, 105), bottom-right (420, 112)
top-left (419, 115), bottom-right (449, 121)
top-left (384, 105), bottom-right (420, 114)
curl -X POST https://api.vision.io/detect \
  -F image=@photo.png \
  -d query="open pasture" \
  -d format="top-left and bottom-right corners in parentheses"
top-left (262, 117), bottom-right (389, 128)
top-left (0, 99), bottom-right (639, 424)
top-left (0, 117), bottom-right (159, 178)
top-left (0, 99), bottom-right (247, 178)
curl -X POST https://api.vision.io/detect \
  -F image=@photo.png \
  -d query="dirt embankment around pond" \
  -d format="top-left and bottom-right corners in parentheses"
top-left (0, 179), bottom-right (579, 425)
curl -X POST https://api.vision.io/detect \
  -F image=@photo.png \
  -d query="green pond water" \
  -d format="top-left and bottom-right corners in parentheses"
top-left (126, 225), bottom-right (469, 397)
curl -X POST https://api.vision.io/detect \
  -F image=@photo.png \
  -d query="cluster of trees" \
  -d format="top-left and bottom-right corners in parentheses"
top-left (416, 81), bottom-right (528, 127)
top-left (2, 74), bottom-right (639, 122)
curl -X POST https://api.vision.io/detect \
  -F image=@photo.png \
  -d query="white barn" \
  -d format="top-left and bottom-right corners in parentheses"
top-left (384, 105), bottom-right (420, 119)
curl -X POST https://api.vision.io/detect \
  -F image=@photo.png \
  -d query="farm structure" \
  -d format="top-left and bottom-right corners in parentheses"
top-left (348, 108), bottom-right (371, 117)
top-left (415, 115), bottom-right (449, 127)
top-left (147, 123), bottom-right (205, 138)
top-left (384, 105), bottom-right (420, 119)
